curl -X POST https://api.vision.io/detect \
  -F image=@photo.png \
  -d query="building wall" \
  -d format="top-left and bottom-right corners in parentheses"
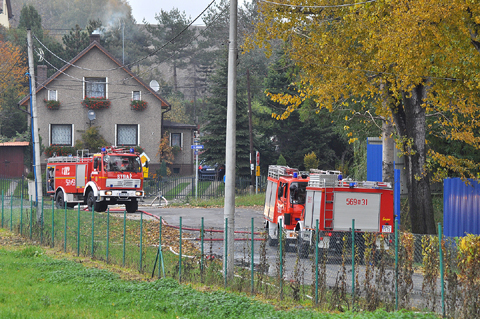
top-left (0, 0), bottom-right (10, 29)
top-left (37, 46), bottom-right (164, 164)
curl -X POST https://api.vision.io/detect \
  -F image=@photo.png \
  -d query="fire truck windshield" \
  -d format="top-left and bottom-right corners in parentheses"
top-left (104, 155), bottom-right (142, 173)
top-left (290, 182), bottom-right (308, 204)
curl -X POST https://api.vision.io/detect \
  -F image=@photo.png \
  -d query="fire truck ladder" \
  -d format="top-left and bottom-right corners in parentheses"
top-left (324, 188), bottom-right (334, 230)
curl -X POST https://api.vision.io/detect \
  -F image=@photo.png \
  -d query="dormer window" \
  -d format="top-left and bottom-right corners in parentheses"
top-left (84, 77), bottom-right (107, 98)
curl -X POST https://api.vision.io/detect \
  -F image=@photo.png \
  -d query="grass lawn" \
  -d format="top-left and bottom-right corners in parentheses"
top-left (0, 229), bottom-right (439, 319)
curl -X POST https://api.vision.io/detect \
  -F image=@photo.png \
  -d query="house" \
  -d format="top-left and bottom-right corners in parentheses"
top-left (19, 33), bottom-right (177, 175)
top-left (163, 120), bottom-right (197, 175)
top-left (0, 141), bottom-right (29, 177)
top-left (0, 0), bottom-right (13, 29)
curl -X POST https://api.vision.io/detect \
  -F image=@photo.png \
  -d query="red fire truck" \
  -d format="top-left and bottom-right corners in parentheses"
top-left (264, 165), bottom-right (394, 258)
top-left (46, 147), bottom-right (145, 213)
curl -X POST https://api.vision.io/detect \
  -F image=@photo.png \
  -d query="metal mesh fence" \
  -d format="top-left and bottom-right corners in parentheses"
top-left (2, 193), bottom-right (480, 318)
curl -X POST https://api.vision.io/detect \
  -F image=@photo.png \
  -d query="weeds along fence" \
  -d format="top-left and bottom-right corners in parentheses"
top-left (2, 192), bottom-right (480, 318)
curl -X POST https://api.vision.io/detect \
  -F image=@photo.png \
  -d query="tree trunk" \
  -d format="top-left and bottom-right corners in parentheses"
top-left (382, 120), bottom-right (395, 184)
top-left (390, 84), bottom-right (436, 234)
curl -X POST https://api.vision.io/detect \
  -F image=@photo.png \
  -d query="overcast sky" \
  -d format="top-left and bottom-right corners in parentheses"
top-left (128, 0), bottom-right (219, 25)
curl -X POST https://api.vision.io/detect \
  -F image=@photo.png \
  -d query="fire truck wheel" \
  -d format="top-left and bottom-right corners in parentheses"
top-left (267, 234), bottom-right (278, 247)
top-left (96, 202), bottom-right (107, 212)
top-left (87, 191), bottom-right (96, 212)
top-left (297, 237), bottom-right (310, 259)
top-left (126, 200), bottom-right (138, 213)
top-left (56, 191), bottom-right (65, 209)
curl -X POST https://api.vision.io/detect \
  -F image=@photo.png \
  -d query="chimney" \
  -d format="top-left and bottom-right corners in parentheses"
top-left (90, 32), bottom-right (100, 44)
top-left (36, 65), bottom-right (47, 87)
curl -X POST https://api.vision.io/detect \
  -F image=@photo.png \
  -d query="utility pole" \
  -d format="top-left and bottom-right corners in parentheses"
top-left (247, 69), bottom-right (255, 192)
top-left (27, 29), bottom-right (43, 219)
top-left (224, 0), bottom-right (237, 281)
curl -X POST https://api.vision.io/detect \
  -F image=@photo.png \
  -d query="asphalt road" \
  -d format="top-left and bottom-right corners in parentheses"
top-left (141, 206), bottom-right (265, 230)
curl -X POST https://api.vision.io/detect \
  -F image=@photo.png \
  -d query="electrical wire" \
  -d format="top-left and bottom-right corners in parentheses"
top-left (258, 0), bottom-right (377, 9)
top-left (32, 0), bottom-right (218, 73)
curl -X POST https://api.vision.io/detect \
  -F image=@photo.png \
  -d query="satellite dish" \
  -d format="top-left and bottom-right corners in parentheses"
top-left (88, 110), bottom-right (96, 121)
top-left (37, 48), bottom-right (44, 62)
top-left (149, 80), bottom-right (160, 92)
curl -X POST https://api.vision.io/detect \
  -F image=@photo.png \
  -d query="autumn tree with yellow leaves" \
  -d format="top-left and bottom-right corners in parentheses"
top-left (0, 40), bottom-right (28, 138)
top-left (246, 0), bottom-right (480, 234)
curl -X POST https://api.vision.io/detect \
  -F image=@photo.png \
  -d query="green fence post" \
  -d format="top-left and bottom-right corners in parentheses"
top-left (352, 219), bottom-right (355, 310)
top-left (1, 190), bottom-right (4, 228)
top-left (179, 216), bottom-right (182, 283)
top-left (201, 217), bottom-right (204, 278)
top-left (77, 205), bottom-right (80, 257)
top-left (139, 211), bottom-right (143, 272)
top-left (123, 210), bottom-right (126, 267)
top-left (315, 219), bottom-right (319, 305)
top-left (10, 193), bottom-right (13, 231)
top-left (251, 217), bottom-right (254, 296)
top-left (159, 216), bottom-right (163, 278)
top-left (30, 197), bottom-right (33, 239)
top-left (279, 219), bottom-right (283, 300)
top-left (224, 217), bottom-right (227, 288)
top-left (20, 191), bottom-right (23, 235)
top-left (40, 197), bottom-right (44, 244)
top-left (51, 199), bottom-right (55, 247)
top-left (64, 202), bottom-right (67, 253)
top-left (438, 223), bottom-right (445, 318)
top-left (91, 207), bottom-right (94, 258)
top-left (395, 219), bottom-right (399, 311)
top-left (106, 208), bottom-right (110, 263)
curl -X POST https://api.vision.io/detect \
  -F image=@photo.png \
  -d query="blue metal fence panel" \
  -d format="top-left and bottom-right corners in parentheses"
top-left (367, 138), bottom-right (382, 182)
top-left (444, 178), bottom-right (480, 237)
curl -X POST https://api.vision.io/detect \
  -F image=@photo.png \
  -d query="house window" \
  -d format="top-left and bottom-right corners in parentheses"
top-left (170, 133), bottom-right (182, 148)
top-left (116, 124), bottom-right (139, 146)
top-left (85, 77), bottom-right (107, 98)
top-left (48, 90), bottom-right (57, 101)
top-left (51, 124), bottom-right (73, 146)
top-left (132, 91), bottom-right (141, 100)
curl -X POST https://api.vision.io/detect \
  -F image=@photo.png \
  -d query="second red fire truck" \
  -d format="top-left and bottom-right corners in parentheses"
top-left (263, 165), bottom-right (394, 258)
top-left (46, 147), bottom-right (145, 213)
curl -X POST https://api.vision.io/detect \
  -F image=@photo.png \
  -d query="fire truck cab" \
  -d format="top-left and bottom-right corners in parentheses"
top-left (263, 165), bottom-right (311, 251)
top-left (46, 147), bottom-right (145, 213)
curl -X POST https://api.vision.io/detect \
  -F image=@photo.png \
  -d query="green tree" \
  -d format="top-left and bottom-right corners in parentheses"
top-left (200, 49), bottom-right (250, 175)
top-left (258, 49), bottom-right (351, 171)
top-left (75, 126), bottom-right (109, 153)
top-left (276, 154), bottom-right (287, 166)
top-left (62, 20), bottom-right (102, 61)
top-left (144, 9), bottom-right (196, 92)
top-left (304, 152), bottom-right (319, 171)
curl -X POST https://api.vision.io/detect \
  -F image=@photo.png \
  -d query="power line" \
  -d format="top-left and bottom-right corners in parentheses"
top-left (258, 0), bottom-right (377, 9)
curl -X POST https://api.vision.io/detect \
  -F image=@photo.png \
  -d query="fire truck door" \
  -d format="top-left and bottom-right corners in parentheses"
top-left (76, 165), bottom-right (86, 187)
top-left (263, 180), bottom-right (278, 220)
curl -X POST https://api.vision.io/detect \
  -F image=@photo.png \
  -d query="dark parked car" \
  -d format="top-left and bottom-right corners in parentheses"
top-left (198, 162), bottom-right (225, 181)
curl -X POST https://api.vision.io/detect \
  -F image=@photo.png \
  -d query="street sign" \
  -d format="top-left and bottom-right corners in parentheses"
top-left (191, 145), bottom-right (204, 150)
top-left (256, 151), bottom-right (260, 166)
top-left (256, 166), bottom-right (260, 176)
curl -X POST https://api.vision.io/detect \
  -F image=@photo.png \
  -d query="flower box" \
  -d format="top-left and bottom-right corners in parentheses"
top-left (44, 99), bottom-right (61, 110)
top-left (82, 97), bottom-right (111, 109)
top-left (130, 100), bottom-right (148, 111)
